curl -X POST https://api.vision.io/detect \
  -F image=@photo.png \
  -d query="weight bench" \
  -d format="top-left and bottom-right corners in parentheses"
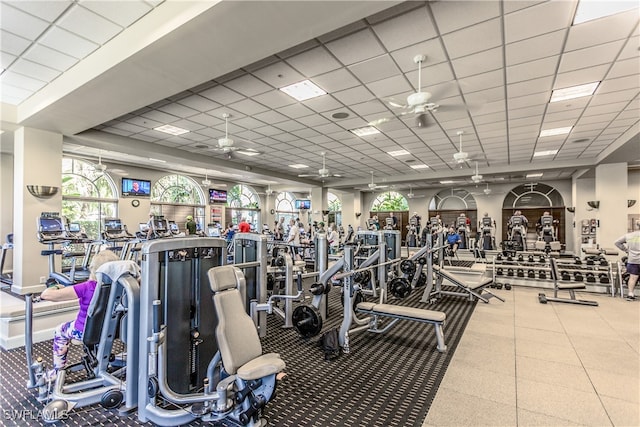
top-left (538, 258), bottom-right (598, 306)
top-left (426, 265), bottom-right (504, 304)
top-left (356, 302), bottom-right (447, 352)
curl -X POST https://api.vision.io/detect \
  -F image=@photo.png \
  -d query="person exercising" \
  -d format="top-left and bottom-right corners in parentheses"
top-left (185, 215), bottom-right (197, 235)
top-left (238, 217), bottom-right (251, 233)
top-left (446, 226), bottom-right (462, 256)
top-left (40, 249), bottom-right (120, 380)
top-left (614, 221), bottom-right (640, 301)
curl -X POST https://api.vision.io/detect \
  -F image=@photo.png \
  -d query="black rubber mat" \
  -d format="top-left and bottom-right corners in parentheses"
top-left (0, 288), bottom-right (476, 426)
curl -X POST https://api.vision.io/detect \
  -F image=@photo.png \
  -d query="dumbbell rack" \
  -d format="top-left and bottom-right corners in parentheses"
top-left (491, 254), bottom-right (615, 294)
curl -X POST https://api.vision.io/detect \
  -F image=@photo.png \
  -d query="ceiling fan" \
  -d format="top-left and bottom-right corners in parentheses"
top-left (201, 171), bottom-right (212, 187)
top-left (470, 162), bottom-right (483, 184)
top-left (365, 171), bottom-right (389, 191)
top-left (212, 113), bottom-right (261, 157)
top-left (93, 151), bottom-right (107, 174)
top-left (452, 130), bottom-right (472, 165)
top-left (369, 54), bottom-right (439, 128)
top-left (406, 184), bottom-right (426, 199)
top-left (298, 152), bottom-right (341, 178)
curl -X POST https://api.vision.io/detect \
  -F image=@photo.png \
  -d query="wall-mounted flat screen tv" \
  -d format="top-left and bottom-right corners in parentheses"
top-left (295, 199), bottom-right (311, 210)
top-left (122, 178), bottom-right (151, 197)
top-left (209, 189), bottom-right (227, 204)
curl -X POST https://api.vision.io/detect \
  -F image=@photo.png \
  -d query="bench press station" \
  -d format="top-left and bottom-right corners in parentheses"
top-left (538, 257), bottom-right (598, 306)
top-left (421, 265), bottom-right (504, 304)
top-left (338, 244), bottom-right (448, 354)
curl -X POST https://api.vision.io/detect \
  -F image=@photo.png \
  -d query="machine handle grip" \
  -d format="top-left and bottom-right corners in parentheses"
top-left (152, 300), bottom-right (161, 333)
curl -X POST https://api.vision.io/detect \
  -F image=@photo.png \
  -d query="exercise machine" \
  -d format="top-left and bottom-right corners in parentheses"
top-left (507, 213), bottom-right (528, 251)
top-left (406, 216), bottom-right (419, 247)
top-left (538, 258), bottom-right (598, 306)
top-left (0, 233), bottom-right (13, 286)
top-left (456, 215), bottom-right (470, 249)
top-left (137, 237), bottom-right (284, 426)
top-left (478, 216), bottom-right (495, 250)
top-left (37, 213), bottom-right (90, 286)
top-left (26, 260), bottom-right (140, 423)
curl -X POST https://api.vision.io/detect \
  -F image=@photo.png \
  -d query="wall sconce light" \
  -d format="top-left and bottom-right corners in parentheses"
top-left (355, 212), bottom-right (362, 218)
top-left (26, 185), bottom-right (59, 199)
top-left (629, 200), bottom-right (637, 208)
top-left (587, 201), bottom-right (600, 209)
top-left (566, 207), bottom-right (575, 213)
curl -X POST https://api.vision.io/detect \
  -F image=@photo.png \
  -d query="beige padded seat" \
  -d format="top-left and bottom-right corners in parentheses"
top-left (356, 302), bottom-right (445, 322)
top-left (208, 266), bottom-right (285, 379)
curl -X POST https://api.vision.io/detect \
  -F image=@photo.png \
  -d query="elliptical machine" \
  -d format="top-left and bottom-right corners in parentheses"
top-left (478, 215), bottom-right (495, 250)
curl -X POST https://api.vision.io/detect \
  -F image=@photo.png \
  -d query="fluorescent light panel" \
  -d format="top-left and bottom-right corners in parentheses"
top-left (387, 149), bottom-right (410, 157)
top-left (154, 124), bottom-right (189, 135)
top-left (540, 126), bottom-right (572, 137)
top-left (148, 158), bottom-right (166, 163)
top-left (288, 164), bottom-right (308, 169)
top-left (279, 80), bottom-right (326, 101)
top-left (526, 173), bottom-right (544, 178)
top-left (237, 149), bottom-right (260, 156)
top-left (573, 0), bottom-right (636, 25)
top-left (440, 180), bottom-right (454, 184)
top-left (410, 164), bottom-right (429, 169)
top-left (550, 82), bottom-right (599, 102)
top-left (533, 149), bottom-right (558, 157)
top-left (351, 126), bottom-right (380, 137)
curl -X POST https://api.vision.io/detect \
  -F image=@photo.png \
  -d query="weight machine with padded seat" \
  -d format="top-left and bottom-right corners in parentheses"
top-left (538, 258), bottom-right (598, 306)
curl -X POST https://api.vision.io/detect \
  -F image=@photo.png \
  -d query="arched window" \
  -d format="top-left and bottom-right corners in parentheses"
top-left (327, 192), bottom-right (342, 227)
top-left (275, 192), bottom-right (296, 224)
top-left (151, 174), bottom-right (206, 232)
top-left (62, 157), bottom-right (118, 240)
top-left (228, 184), bottom-right (260, 230)
top-left (371, 191), bottom-right (409, 211)
top-left (428, 188), bottom-right (478, 230)
top-left (502, 183), bottom-right (564, 208)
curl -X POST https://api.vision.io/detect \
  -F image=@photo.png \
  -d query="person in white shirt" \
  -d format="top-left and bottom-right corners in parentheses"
top-left (287, 219), bottom-right (300, 246)
top-left (327, 224), bottom-right (340, 254)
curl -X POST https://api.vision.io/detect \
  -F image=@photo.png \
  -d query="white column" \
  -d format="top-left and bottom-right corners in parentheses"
top-left (310, 187), bottom-right (326, 225)
top-left (595, 163), bottom-right (627, 250)
top-left (12, 128), bottom-right (63, 295)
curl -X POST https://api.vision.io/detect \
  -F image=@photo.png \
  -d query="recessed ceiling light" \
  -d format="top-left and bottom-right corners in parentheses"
top-left (350, 126), bottom-right (380, 137)
top-left (154, 124), bottom-right (189, 135)
top-left (288, 164), bottom-right (309, 169)
top-left (237, 149), bottom-right (260, 156)
top-left (440, 180), bottom-right (454, 184)
top-left (533, 149), bottom-right (558, 157)
top-left (332, 112), bottom-right (350, 119)
top-left (387, 149), bottom-right (410, 157)
top-left (550, 82), bottom-right (599, 102)
top-left (148, 158), bottom-right (166, 163)
top-left (540, 127), bottom-right (572, 137)
top-left (526, 173), bottom-right (544, 178)
top-left (410, 164), bottom-right (429, 169)
top-left (573, 0), bottom-right (636, 25)
top-left (279, 80), bottom-right (326, 101)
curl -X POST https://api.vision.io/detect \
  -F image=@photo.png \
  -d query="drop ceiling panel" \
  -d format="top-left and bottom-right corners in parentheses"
top-left (504, 1), bottom-right (574, 44)
top-left (313, 68), bottom-right (360, 93)
top-left (430, 0), bottom-right (500, 34)
top-left (80, 0), bottom-right (152, 28)
top-left (325, 29), bottom-right (385, 66)
top-left (348, 55), bottom-right (401, 84)
top-left (451, 47), bottom-right (503, 79)
top-left (1, 4), bottom-right (49, 40)
top-left (252, 61), bottom-right (304, 88)
top-left (372, 6), bottom-right (435, 51)
top-left (38, 26), bottom-right (100, 58)
top-left (565, 9), bottom-right (639, 51)
top-left (1, 70), bottom-right (48, 91)
top-left (441, 18), bottom-right (502, 59)
top-left (558, 40), bottom-right (626, 73)
top-left (228, 98), bottom-right (270, 116)
top-left (58, 6), bottom-right (122, 44)
top-left (252, 90), bottom-right (297, 109)
top-left (284, 46), bottom-right (342, 78)
top-left (224, 74), bottom-right (272, 97)
top-left (505, 30), bottom-right (565, 66)
top-left (506, 56), bottom-right (558, 84)
top-left (598, 75), bottom-right (640, 93)
top-left (302, 95), bottom-right (343, 113)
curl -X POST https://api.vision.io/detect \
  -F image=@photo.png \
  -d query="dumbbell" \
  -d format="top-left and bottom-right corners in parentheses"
top-left (495, 283), bottom-right (503, 289)
top-left (599, 273), bottom-right (610, 284)
top-left (266, 273), bottom-right (276, 290)
top-left (539, 256), bottom-right (546, 264)
top-left (574, 271), bottom-right (584, 282)
top-left (561, 271), bottom-right (571, 281)
top-left (496, 253), bottom-right (503, 261)
top-left (496, 267), bottom-right (504, 276)
top-left (528, 255), bottom-right (535, 263)
top-left (400, 259), bottom-right (416, 275)
top-left (417, 257), bottom-right (427, 265)
top-left (517, 268), bottom-right (525, 277)
top-left (586, 258), bottom-right (595, 266)
top-left (574, 257), bottom-right (582, 265)
top-left (506, 256), bottom-right (513, 262)
top-left (527, 269), bottom-right (536, 279)
top-left (504, 283), bottom-right (512, 290)
top-left (538, 270), bottom-right (547, 280)
top-left (585, 272), bottom-right (596, 283)
top-left (517, 254), bottom-right (524, 262)
top-left (507, 268), bottom-right (515, 277)
top-left (600, 259), bottom-right (608, 266)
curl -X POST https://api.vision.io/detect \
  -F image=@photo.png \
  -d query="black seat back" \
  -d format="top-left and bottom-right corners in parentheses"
top-left (83, 277), bottom-right (113, 347)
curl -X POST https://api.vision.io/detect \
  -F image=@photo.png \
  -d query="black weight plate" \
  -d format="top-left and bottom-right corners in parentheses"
top-left (292, 305), bottom-right (323, 338)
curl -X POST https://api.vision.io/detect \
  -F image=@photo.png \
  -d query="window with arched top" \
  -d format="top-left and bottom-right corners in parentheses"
top-left (62, 157), bottom-right (118, 239)
top-left (151, 174), bottom-right (205, 205)
top-left (150, 174), bottom-right (206, 232)
top-left (227, 184), bottom-right (261, 230)
top-left (428, 188), bottom-right (478, 231)
top-left (371, 191), bottom-right (409, 211)
top-left (502, 183), bottom-right (564, 208)
top-left (327, 191), bottom-right (343, 228)
top-left (274, 191), bottom-right (297, 228)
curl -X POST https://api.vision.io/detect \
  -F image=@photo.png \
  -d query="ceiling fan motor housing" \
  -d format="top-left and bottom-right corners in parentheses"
top-left (218, 137), bottom-right (234, 148)
top-left (407, 91), bottom-right (431, 107)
